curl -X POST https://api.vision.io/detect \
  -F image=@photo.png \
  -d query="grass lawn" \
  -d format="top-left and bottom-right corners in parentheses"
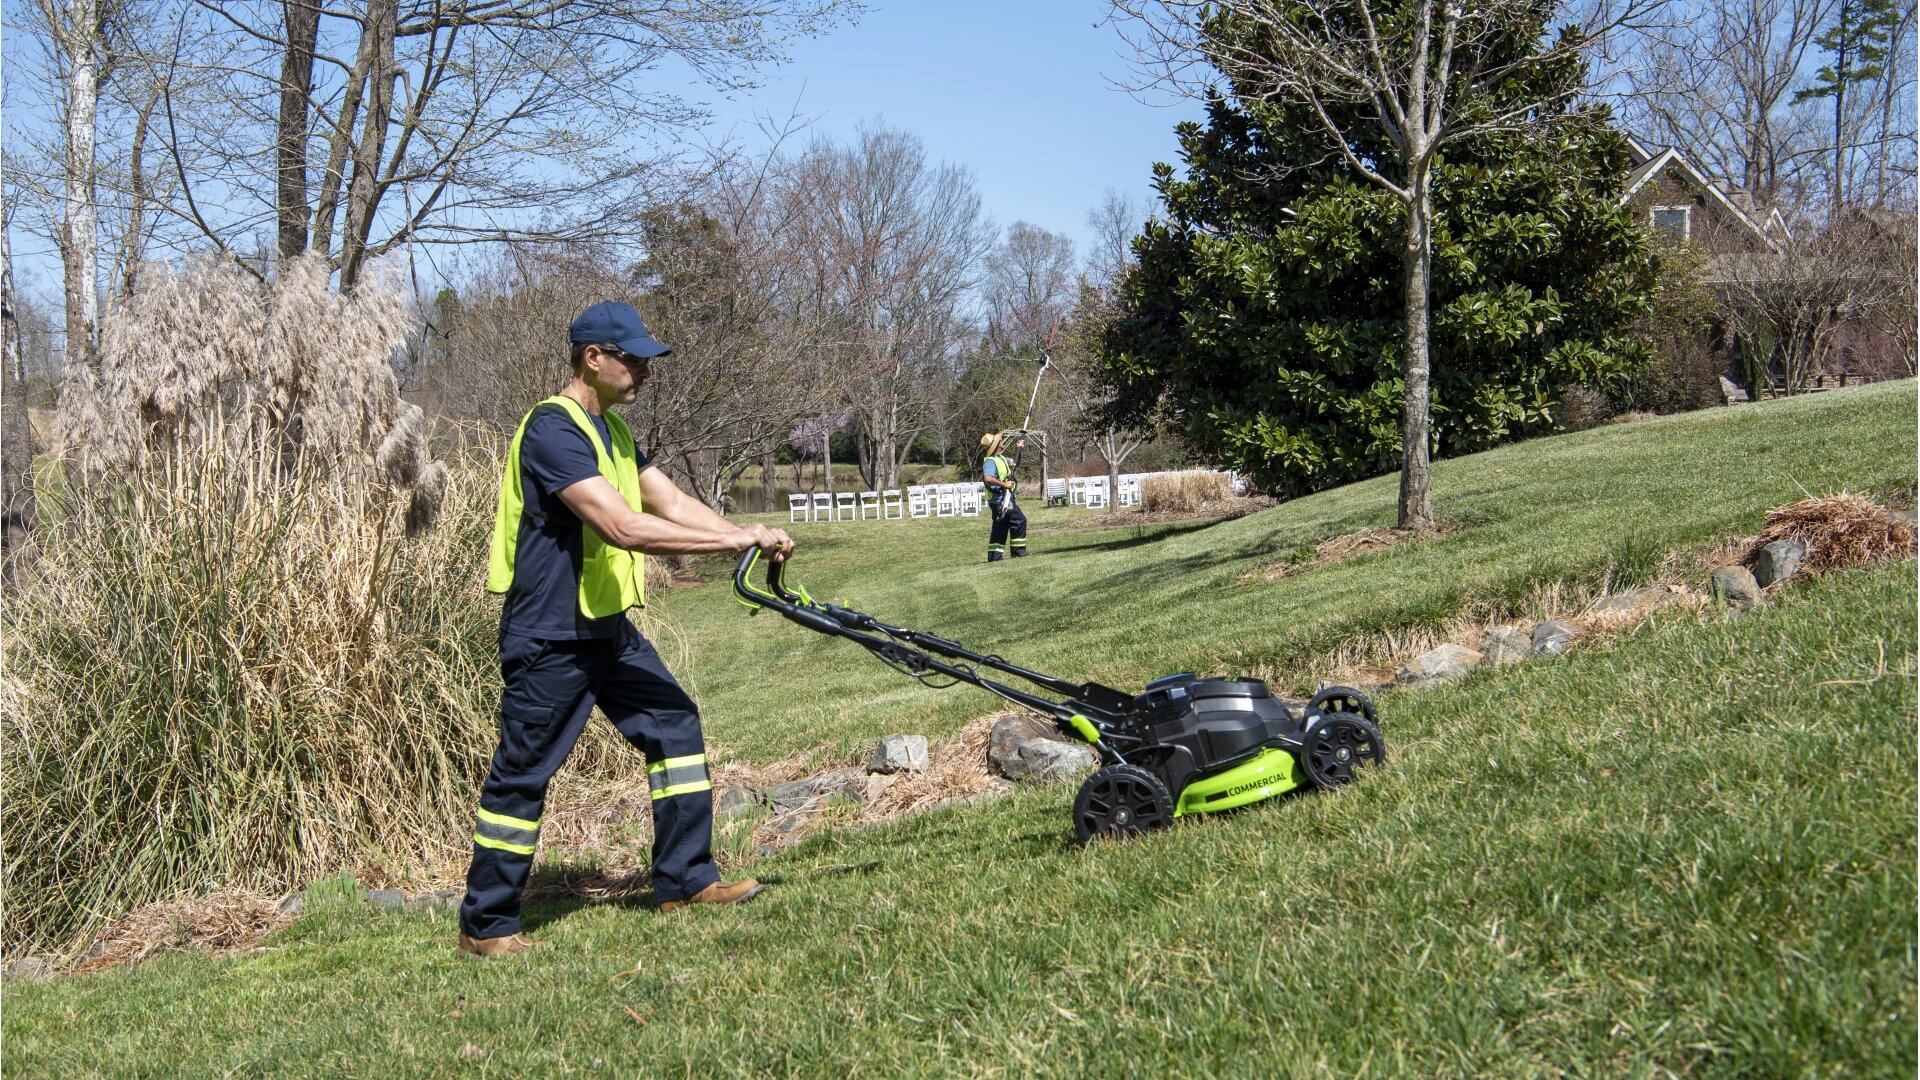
top-left (3, 383), bottom-right (1913, 1077)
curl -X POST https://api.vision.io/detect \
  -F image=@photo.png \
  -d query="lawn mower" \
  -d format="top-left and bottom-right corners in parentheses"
top-left (733, 548), bottom-right (1386, 842)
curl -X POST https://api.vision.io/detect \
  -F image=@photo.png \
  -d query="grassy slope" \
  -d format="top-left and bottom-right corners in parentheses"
top-left (4, 384), bottom-right (1914, 1077)
top-left (669, 381), bottom-right (1917, 763)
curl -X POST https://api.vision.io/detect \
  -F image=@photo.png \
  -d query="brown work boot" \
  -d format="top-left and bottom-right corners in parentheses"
top-left (658, 878), bottom-right (764, 913)
top-left (457, 932), bottom-right (537, 958)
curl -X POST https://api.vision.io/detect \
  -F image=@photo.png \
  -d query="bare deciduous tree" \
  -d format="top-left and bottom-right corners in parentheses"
top-left (791, 124), bottom-right (992, 492)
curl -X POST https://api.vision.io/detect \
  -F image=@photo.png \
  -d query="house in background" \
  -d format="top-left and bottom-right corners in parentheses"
top-left (1620, 138), bottom-right (1790, 257)
top-left (1616, 138), bottom-right (1910, 397)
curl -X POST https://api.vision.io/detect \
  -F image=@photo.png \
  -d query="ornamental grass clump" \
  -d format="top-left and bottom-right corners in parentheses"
top-left (0, 256), bottom-right (632, 955)
top-left (1141, 470), bottom-right (1233, 514)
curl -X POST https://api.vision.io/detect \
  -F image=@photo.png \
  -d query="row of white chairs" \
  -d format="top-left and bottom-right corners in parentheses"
top-left (788, 469), bottom-right (1247, 522)
top-left (787, 483), bottom-right (991, 523)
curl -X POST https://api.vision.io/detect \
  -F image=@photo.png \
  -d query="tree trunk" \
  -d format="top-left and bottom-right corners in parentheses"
top-left (339, 0), bottom-right (397, 291)
top-left (277, 0), bottom-right (320, 261)
top-left (61, 0), bottom-right (100, 376)
top-left (760, 446), bottom-right (775, 513)
top-left (1397, 172), bottom-right (1435, 532)
top-left (1107, 451), bottom-right (1119, 515)
top-left (117, 90), bottom-right (157, 303)
top-left (311, 7), bottom-right (377, 264)
top-left (2, 190), bottom-right (36, 581)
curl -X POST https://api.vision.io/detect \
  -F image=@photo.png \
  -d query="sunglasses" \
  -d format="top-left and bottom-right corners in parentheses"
top-left (597, 345), bottom-right (652, 371)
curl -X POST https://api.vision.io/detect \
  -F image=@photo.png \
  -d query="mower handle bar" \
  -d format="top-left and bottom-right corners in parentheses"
top-left (731, 547), bottom-right (1133, 718)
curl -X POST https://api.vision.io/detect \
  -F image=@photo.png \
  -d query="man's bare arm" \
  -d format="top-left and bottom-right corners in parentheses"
top-left (636, 466), bottom-right (734, 534)
top-left (557, 476), bottom-right (786, 555)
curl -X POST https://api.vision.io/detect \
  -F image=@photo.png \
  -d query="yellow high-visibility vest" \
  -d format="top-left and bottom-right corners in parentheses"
top-left (486, 395), bottom-right (645, 616)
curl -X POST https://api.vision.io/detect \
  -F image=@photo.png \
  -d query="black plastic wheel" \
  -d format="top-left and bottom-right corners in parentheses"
top-left (1308, 685), bottom-right (1378, 726)
top-left (1072, 764), bottom-right (1175, 843)
top-left (1299, 713), bottom-right (1386, 789)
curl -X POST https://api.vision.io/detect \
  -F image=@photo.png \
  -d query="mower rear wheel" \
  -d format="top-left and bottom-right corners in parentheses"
top-left (1300, 713), bottom-right (1385, 789)
top-left (1073, 764), bottom-right (1174, 843)
top-left (1307, 685), bottom-right (1378, 726)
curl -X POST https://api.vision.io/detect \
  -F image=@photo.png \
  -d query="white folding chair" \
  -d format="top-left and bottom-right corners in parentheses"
top-left (958, 484), bottom-right (981, 517)
top-left (811, 492), bottom-right (832, 522)
top-left (907, 485), bottom-right (931, 518)
top-left (1088, 476), bottom-right (1111, 507)
top-left (935, 484), bottom-right (958, 517)
top-left (836, 491), bottom-right (858, 522)
top-left (859, 490), bottom-right (880, 520)
top-left (1068, 477), bottom-right (1088, 506)
top-left (789, 493), bottom-right (811, 523)
top-left (1085, 487), bottom-right (1108, 509)
top-left (882, 489), bottom-right (903, 519)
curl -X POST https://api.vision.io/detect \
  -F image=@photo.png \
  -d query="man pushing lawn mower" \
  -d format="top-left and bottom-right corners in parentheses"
top-left (458, 301), bottom-right (792, 959)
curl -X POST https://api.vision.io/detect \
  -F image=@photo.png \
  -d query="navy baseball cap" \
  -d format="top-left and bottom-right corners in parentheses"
top-left (568, 301), bottom-right (671, 358)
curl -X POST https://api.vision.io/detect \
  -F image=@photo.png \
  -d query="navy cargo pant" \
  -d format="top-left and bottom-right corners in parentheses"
top-left (987, 498), bottom-right (1028, 561)
top-left (460, 620), bottom-right (718, 940)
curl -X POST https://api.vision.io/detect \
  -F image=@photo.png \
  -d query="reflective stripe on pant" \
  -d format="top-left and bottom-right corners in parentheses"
top-left (460, 620), bottom-right (719, 939)
top-left (988, 501), bottom-right (1027, 560)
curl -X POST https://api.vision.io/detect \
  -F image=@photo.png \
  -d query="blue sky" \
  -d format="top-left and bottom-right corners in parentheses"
top-left (694, 1), bottom-right (1205, 263)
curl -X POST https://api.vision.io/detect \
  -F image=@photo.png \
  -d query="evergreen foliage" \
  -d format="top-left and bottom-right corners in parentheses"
top-left (1100, 9), bottom-right (1657, 497)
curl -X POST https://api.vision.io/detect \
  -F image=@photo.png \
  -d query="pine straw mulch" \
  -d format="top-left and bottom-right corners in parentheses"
top-left (1038, 495), bottom-right (1275, 532)
top-left (67, 891), bottom-right (289, 975)
top-left (1241, 523), bottom-right (1454, 584)
top-left (1749, 492), bottom-right (1916, 572)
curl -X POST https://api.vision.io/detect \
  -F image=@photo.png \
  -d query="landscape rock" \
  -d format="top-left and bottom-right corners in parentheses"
top-left (275, 893), bottom-right (304, 918)
top-left (1479, 625), bottom-right (1531, 666)
top-left (4, 958), bottom-right (55, 980)
top-left (988, 714), bottom-right (1098, 783)
top-left (866, 734), bottom-right (929, 775)
top-left (765, 769), bottom-right (866, 811)
top-left (1531, 620), bottom-right (1578, 657)
top-left (1754, 539), bottom-right (1808, 587)
top-left (1589, 586), bottom-right (1690, 619)
top-left (1395, 643), bottom-right (1481, 687)
top-left (1711, 564), bottom-right (1763, 610)
top-left (1890, 508), bottom-right (1917, 527)
top-left (713, 785), bottom-right (764, 822)
top-left (366, 889), bottom-right (407, 910)
top-left (407, 889), bottom-right (460, 912)
top-left (1002, 738), bottom-right (1099, 783)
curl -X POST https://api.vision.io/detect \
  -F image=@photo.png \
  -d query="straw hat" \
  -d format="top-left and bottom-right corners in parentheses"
top-left (979, 432), bottom-right (1005, 455)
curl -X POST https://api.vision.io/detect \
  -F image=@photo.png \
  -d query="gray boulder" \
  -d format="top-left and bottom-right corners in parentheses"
top-left (1531, 620), bottom-right (1578, 657)
top-left (765, 769), bottom-right (866, 811)
top-left (366, 889), bottom-right (407, 910)
top-left (988, 714), bottom-right (1097, 783)
top-left (1479, 625), bottom-right (1531, 666)
top-left (1590, 586), bottom-right (1689, 619)
top-left (1754, 539), bottom-right (1807, 587)
top-left (1003, 738), bottom-right (1098, 783)
top-left (1711, 564), bottom-right (1763, 610)
top-left (1395, 643), bottom-right (1481, 687)
top-left (713, 785), bottom-right (764, 822)
top-left (4, 958), bottom-right (55, 980)
top-left (866, 734), bottom-right (929, 775)
top-left (275, 893), bottom-right (304, 918)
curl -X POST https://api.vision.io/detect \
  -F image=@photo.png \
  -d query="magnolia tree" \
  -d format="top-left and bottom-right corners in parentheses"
top-left (1112, 0), bottom-right (1666, 528)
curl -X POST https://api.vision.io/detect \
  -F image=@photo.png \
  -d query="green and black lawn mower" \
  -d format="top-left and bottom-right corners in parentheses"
top-left (734, 549), bottom-right (1386, 842)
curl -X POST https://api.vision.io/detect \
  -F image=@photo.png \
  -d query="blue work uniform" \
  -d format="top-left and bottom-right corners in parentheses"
top-left (460, 403), bottom-right (719, 940)
top-left (983, 453), bottom-right (1028, 561)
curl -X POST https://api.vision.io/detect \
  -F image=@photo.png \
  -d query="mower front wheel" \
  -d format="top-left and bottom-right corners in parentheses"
top-left (1073, 764), bottom-right (1174, 844)
top-left (1300, 713), bottom-right (1385, 789)
top-left (1307, 685), bottom-right (1378, 726)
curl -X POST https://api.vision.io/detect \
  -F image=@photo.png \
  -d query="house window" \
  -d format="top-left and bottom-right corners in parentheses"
top-left (1650, 206), bottom-right (1691, 242)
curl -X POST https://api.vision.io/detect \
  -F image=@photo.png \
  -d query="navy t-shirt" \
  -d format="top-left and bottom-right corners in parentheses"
top-left (499, 406), bottom-right (652, 639)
